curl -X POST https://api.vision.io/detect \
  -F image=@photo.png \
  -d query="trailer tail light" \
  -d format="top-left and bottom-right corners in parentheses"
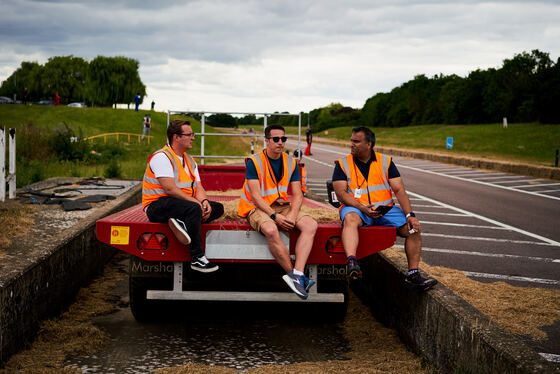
top-left (137, 232), bottom-right (169, 251)
top-left (326, 236), bottom-right (345, 253)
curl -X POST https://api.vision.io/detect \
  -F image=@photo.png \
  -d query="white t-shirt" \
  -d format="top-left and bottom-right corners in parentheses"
top-left (149, 152), bottom-right (201, 181)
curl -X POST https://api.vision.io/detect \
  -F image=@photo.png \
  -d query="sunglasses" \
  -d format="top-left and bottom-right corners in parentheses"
top-left (178, 132), bottom-right (194, 137)
top-left (267, 136), bottom-right (288, 143)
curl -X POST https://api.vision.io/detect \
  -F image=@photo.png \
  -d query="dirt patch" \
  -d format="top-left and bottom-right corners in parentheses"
top-left (384, 247), bottom-right (560, 340)
top-left (0, 253), bottom-right (128, 374)
top-left (0, 201), bottom-right (35, 254)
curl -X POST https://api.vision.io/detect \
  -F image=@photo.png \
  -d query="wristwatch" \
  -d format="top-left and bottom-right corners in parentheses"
top-left (406, 212), bottom-right (416, 218)
top-left (270, 212), bottom-right (277, 221)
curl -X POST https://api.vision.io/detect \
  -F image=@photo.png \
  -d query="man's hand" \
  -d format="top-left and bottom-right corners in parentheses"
top-left (201, 199), bottom-right (212, 221)
top-left (407, 216), bottom-right (421, 234)
top-left (274, 213), bottom-right (295, 231)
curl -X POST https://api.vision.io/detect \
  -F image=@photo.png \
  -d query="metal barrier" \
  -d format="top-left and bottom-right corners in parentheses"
top-left (0, 127), bottom-right (16, 201)
top-left (167, 110), bottom-right (303, 164)
top-left (84, 132), bottom-right (153, 144)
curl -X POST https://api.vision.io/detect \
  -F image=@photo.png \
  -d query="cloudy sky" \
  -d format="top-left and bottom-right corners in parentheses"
top-left (1, 0), bottom-right (559, 114)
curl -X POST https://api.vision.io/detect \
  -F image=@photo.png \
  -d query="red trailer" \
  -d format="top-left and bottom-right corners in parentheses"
top-left (96, 165), bottom-right (396, 320)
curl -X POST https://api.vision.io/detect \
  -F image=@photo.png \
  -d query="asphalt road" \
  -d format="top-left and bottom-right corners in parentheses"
top-left (295, 139), bottom-right (560, 364)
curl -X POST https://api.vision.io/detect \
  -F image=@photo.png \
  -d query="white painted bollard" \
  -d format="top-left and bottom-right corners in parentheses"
top-left (0, 128), bottom-right (5, 202)
top-left (0, 127), bottom-right (17, 202)
top-left (8, 128), bottom-right (16, 199)
top-left (503, 117), bottom-right (508, 128)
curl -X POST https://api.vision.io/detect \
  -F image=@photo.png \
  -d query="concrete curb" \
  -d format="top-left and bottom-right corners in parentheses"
top-left (0, 181), bottom-right (141, 366)
top-left (312, 138), bottom-right (560, 180)
top-left (354, 252), bottom-right (560, 374)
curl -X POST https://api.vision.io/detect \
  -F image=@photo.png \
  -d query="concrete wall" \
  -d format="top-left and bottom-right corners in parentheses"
top-left (355, 252), bottom-right (560, 374)
top-left (0, 183), bottom-right (141, 366)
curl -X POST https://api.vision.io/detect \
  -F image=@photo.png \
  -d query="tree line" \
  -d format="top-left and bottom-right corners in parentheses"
top-left (0, 55), bottom-right (146, 107)
top-left (207, 50), bottom-right (559, 130)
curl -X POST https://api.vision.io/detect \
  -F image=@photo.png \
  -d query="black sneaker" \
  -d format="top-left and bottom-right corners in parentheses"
top-left (169, 218), bottom-right (191, 245)
top-left (346, 258), bottom-right (362, 280)
top-left (405, 272), bottom-right (438, 291)
top-left (191, 255), bottom-right (219, 273)
top-left (282, 272), bottom-right (308, 300)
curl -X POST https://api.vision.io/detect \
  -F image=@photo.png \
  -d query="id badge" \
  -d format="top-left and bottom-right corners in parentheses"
top-left (353, 189), bottom-right (361, 199)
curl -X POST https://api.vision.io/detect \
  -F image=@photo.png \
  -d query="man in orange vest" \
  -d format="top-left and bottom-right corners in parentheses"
top-left (142, 120), bottom-right (224, 273)
top-left (332, 126), bottom-right (437, 291)
top-left (238, 124), bottom-right (318, 299)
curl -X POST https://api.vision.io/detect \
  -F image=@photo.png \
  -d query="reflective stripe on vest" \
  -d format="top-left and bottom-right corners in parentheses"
top-left (337, 152), bottom-right (393, 208)
top-left (142, 145), bottom-right (198, 208)
top-left (238, 151), bottom-right (295, 217)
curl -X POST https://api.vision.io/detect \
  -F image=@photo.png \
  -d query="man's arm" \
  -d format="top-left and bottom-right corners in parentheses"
top-left (158, 177), bottom-right (201, 206)
top-left (194, 183), bottom-right (212, 221)
top-left (332, 180), bottom-right (370, 214)
top-left (286, 180), bottom-right (303, 220)
top-left (388, 177), bottom-right (420, 232)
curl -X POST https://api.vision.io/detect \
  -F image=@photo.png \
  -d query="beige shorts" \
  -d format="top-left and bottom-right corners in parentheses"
top-left (247, 203), bottom-right (310, 232)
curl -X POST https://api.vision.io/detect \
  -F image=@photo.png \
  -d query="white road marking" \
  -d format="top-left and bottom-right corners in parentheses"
top-left (536, 189), bottom-right (560, 193)
top-left (399, 164), bottom-right (560, 201)
top-left (420, 221), bottom-right (509, 230)
top-left (421, 233), bottom-right (558, 246)
top-left (539, 353), bottom-right (560, 363)
top-left (394, 244), bottom-right (560, 263)
top-left (510, 182), bottom-right (560, 188)
top-left (415, 211), bottom-right (470, 217)
top-left (408, 191), bottom-right (560, 246)
top-left (492, 179), bottom-right (541, 184)
top-left (472, 175), bottom-right (524, 181)
top-left (463, 271), bottom-right (560, 286)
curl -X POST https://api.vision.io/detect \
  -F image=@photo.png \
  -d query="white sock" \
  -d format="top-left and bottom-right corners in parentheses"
top-left (292, 269), bottom-right (304, 276)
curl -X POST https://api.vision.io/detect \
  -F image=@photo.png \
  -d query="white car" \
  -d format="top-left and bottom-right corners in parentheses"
top-left (0, 96), bottom-right (14, 104)
top-left (67, 102), bottom-right (86, 107)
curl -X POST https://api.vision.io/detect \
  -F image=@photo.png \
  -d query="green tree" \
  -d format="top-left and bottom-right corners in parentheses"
top-left (87, 56), bottom-right (146, 107)
top-left (0, 61), bottom-right (44, 101)
top-left (42, 56), bottom-right (89, 104)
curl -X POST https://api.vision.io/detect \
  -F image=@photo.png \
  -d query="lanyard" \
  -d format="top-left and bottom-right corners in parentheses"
top-left (353, 160), bottom-right (371, 205)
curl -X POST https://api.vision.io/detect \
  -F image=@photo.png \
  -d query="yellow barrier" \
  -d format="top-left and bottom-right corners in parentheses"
top-left (84, 132), bottom-right (153, 144)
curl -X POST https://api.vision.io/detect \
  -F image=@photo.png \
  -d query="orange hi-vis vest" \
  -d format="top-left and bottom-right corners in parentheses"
top-left (337, 152), bottom-right (393, 209)
top-left (238, 150), bottom-right (296, 217)
top-left (142, 145), bottom-right (198, 209)
top-left (300, 162), bottom-right (308, 194)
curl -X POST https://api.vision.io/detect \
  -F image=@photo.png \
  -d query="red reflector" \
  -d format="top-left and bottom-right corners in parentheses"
top-left (137, 232), bottom-right (169, 250)
top-left (326, 236), bottom-right (345, 253)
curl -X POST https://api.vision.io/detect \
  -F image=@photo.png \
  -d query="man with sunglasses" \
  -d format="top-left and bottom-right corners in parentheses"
top-left (142, 120), bottom-right (224, 273)
top-left (238, 124), bottom-right (318, 299)
top-left (332, 126), bottom-right (437, 291)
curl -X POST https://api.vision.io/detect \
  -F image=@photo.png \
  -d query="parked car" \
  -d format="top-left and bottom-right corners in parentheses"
top-left (0, 96), bottom-right (14, 104)
top-left (67, 102), bottom-right (86, 108)
top-left (34, 100), bottom-right (54, 105)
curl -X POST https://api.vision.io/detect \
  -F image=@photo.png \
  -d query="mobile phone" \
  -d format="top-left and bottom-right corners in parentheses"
top-left (374, 205), bottom-right (391, 215)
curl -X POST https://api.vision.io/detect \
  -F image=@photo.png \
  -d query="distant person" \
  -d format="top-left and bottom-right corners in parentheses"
top-left (23, 87), bottom-right (28, 105)
top-left (332, 126), bottom-right (437, 291)
top-left (55, 92), bottom-right (60, 106)
top-left (305, 126), bottom-right (312, 155)
top-left (134, 93), bottom-right (141, 111)
top-left (141, 113), bottom-right (151, 141)
top-left (142, 120), bottom-right (224, 272)
top-left (238, 124), bottom-right (318, 299)
top-left (151, 100), bottom-right (155, 110)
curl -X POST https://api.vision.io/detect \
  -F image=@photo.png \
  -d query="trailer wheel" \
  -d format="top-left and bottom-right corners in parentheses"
top-left (129, 274), bottom-right (155, 322)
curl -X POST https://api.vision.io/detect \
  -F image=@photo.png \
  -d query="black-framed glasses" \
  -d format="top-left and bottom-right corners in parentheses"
top-left (267, 136), bottom-right (288, 143)
top-left (178, 132), bottom-right (194, 137)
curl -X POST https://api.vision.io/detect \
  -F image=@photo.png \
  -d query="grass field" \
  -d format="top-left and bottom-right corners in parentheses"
top-left (0, 105), bottom-right (253, 187)
top-left (1, 105), bottom-right (559, 188)
top-left (310, 123), bottom-right (560, 167)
